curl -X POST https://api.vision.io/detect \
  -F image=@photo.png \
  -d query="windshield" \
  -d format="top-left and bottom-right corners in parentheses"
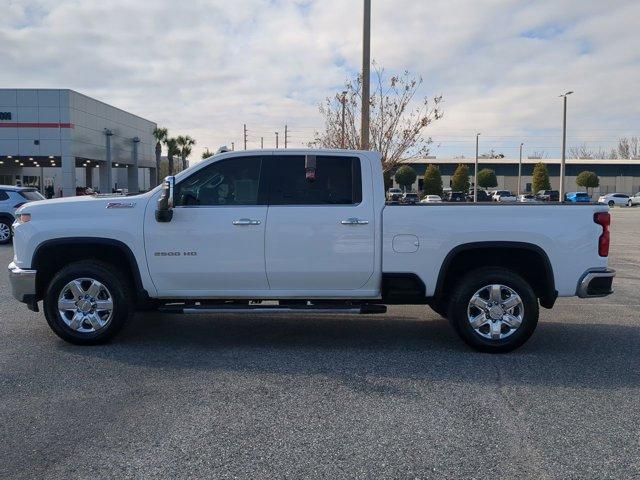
top-left (19, 190), bottom-right (45, 201)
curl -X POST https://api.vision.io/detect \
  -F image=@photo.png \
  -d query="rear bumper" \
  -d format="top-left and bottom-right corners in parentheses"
top-left (577, 268), bottom-right (615, 298)
top-left (7, 261), bottom-right (37, 303)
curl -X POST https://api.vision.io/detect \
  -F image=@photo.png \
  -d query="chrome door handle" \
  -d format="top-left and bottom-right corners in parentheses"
top-left (341, 218), bottom-right (369, 225)
top-left (232, 218), bottom-right (261, 226)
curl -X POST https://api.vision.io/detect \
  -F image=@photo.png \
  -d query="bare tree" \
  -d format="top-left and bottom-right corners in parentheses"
top-left (528, 151), bottom-right (548, 159)
top-left (568, 144), bottom-right (609, 159)
top-left (312, 63), bottom-right (443, 172)
top-left (616, 136), bottom-right (640, 159)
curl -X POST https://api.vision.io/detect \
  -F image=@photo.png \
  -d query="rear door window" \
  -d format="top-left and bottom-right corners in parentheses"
top-left (268, 155), bottom-right (362, 205)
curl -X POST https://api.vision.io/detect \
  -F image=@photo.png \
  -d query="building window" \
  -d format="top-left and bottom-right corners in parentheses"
top-left (22, 176), bottom-right (41, 189)
top-left (0, 175), bottom-right (14, 186)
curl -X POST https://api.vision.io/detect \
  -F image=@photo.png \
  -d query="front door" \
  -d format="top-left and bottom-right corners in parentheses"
top-left (264, 154), bottom-right (375, 292)
top-left (144, 154), bottom-right (269, 297)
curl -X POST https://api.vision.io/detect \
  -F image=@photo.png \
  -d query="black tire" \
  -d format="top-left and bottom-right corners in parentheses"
top-left (43, 261), bottom-right (133, 345)
top-left (608, 200), bottom-right (615, 207)
top-left (448, 267), bottom-right (539, 353)
top-left (0, 220), bottom-right (12, 245)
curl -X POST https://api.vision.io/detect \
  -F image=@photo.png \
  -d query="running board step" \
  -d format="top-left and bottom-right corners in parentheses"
top-left (158, 304), bottom-right (387, 315)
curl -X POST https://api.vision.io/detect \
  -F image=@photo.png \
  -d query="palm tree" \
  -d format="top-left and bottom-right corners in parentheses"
top-left (152, 127), bottom-right (168, 185)
top-left (176, 135), bottom-right (196, 170)
top-left (201, 148), bottom-right (214, 159)
top-left (164, 137), bottom-right (180, 176)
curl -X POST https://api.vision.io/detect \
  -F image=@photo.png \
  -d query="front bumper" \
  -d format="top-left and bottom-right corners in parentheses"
top-left (577, 268), bottom-right (615, 298)
top-left (8, 261), bottom-right (37, 304)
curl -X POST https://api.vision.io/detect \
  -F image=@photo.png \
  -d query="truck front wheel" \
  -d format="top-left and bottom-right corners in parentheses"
top-left (448, 267), bottom-right (539, 353)
top-left (43, 261), bottom-right (133, 345)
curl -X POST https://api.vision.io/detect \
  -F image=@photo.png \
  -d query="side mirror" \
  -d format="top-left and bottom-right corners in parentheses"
top-left (155, 176), bottom-right (175, 222)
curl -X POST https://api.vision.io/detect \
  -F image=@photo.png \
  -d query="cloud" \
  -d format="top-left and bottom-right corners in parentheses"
top-left (1, 0), bottom-right (638, 160)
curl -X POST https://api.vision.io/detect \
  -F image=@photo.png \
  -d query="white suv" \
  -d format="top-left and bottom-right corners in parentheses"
top-left (628, 192), bottom-right (640, 207)
top-left (0, 186), bottom-right (45, 244)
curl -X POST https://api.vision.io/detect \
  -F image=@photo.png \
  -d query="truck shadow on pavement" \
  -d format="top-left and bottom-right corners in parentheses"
top-left (63, 312), bottom-right (640, 392)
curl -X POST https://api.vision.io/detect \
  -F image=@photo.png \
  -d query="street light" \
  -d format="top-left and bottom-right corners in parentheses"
top-left (517, 142), bottom-right (524, 196)
top-left (559, 91), bottom-right (573, 202)
top-left (341, 90), bottom-right (348, 149)
top-left (473, 133), bottom-right (481, 202)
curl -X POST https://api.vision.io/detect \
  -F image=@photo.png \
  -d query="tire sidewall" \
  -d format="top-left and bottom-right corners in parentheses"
top-left (449, 268), bottom-right (539, 353)
top-left (43, 262), bottom-right (131, 344)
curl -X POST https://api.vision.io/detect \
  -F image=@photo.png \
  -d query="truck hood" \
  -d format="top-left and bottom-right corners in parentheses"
top-left (17, 192), bottom-right (152, 216)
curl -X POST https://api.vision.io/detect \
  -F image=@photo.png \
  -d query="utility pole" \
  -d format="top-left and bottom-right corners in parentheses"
top-left (517, 142), bottom-right (524, 196)
top-left (473, 133), bottom-right (481, 202)
top-left (275, 132), bottom-right (279, 149)
top-left (341, 91), bottom-right (347, 148)
top-left (559, 91), bottom-right (573, 203)
top-left (284, 125), bottom-right (288, 148)
top-left (243, 124), bottom-right (247, 150)
top-left (360, 0), bottom-right (371, 150)
top-left (231, 142), bottom-right (235, 151)
top-left (261, 137), bottom-right (264, 149)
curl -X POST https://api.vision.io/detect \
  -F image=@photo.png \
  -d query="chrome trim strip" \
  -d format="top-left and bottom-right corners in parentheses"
top-left (7, 261), bottom-right (37, 303)
top-left (577, 268), bottom-right (615, 298)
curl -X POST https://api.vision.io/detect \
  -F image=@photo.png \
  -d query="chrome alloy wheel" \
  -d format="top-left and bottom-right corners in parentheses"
top-left (0, 223), bottom-right (11, 241)
top-left (57, 278), bottom-right (114, 333)
top-left (467, 284), bottom-right (524, 340)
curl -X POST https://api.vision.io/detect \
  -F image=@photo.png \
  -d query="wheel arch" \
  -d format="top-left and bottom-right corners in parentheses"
top-left (32, 237), bottom-right (149, 306)
top-left (433, 241), bottom-right (557, 309)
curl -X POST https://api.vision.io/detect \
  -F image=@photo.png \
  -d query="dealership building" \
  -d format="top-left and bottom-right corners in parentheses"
top-left (0, 89), bottom-right (157, 196)
top-left (396, 157), bottom-right (640, 195)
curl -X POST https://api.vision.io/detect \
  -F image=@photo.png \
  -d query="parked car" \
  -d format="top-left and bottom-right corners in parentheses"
top-left (626, 192), bottom-right (640, 207)
top-left (565, 192), bottom-right (591, 203)
top-left (598, 193), bottom-right (629, 207)
top-left (536, 190), bottom-right (560, 202)
top-left (492, 190), bottom-right (517, 202)
top-left (8, 149), bottom-right (615, 353)
top-left (386, 188), bottom-right (402, 202)
top-left (467, 190), bottom-right (492, 202)
top-left (517, 194), bottom-right (538, 203)
top-left (0, 186), bottom-right (45, 244)
top-left (400, 192), bottom-right (420, 205)
top-left (445, 191), bottom-right (466, 202)
top-left (421, 195), bottom-right (442, 203)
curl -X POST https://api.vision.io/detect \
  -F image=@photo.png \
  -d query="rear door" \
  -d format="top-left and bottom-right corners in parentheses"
top-left (264, 154), bottom-right (375, 292)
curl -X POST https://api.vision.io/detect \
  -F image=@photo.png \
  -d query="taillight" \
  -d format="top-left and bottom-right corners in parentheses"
top-left (594, 212), bottom-right (610, 257)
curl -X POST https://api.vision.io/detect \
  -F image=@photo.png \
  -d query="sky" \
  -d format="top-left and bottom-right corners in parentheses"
top-left (2, 0), bottom-right (639, 161)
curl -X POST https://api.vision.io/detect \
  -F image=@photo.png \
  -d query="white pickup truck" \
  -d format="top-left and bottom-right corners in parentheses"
top-left (8, 149), bottom-right (615, 352)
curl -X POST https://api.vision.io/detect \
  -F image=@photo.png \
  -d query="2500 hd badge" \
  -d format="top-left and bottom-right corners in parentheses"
top-left (154, 251), bottom-right (198, 257)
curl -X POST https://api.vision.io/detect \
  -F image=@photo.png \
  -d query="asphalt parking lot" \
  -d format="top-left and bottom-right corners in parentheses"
top-left (1, 209), bottom-right (638, 479)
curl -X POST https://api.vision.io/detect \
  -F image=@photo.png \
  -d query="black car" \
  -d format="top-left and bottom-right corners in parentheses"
top-left (536, 190), bottom-right (559, 202)
top-left (467, 190), bottom-right (492, 202)
top-left (445, 191), bottom-right (466, 202)
top-left (400, 192), bottom-right (420, 204)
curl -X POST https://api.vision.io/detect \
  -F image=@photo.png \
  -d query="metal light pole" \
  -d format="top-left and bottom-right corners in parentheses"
top-left (559, 91), bottom-right (573, 202)
top-left (275, 132), bottom-right (279, 149)
top-left (360, 0), bottom-right (371, 150)
top-left (473, 133), bottom-right (481, 202)
top-left (341, 90), bottom-right (347, 148)
top-left (517, 142), bottom-right (524, 196)
top-left (243, 124), bottom-right (247, 150)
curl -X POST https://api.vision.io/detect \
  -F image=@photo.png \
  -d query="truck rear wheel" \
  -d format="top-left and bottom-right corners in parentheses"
top-left (448, 267), bottom-right (539, 353)
top-left (43, 261), bottom-right (133, 345)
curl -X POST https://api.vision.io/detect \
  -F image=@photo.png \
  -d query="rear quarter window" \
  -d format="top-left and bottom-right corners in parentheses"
top-left (0, 191), bottom-right (9, 201)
